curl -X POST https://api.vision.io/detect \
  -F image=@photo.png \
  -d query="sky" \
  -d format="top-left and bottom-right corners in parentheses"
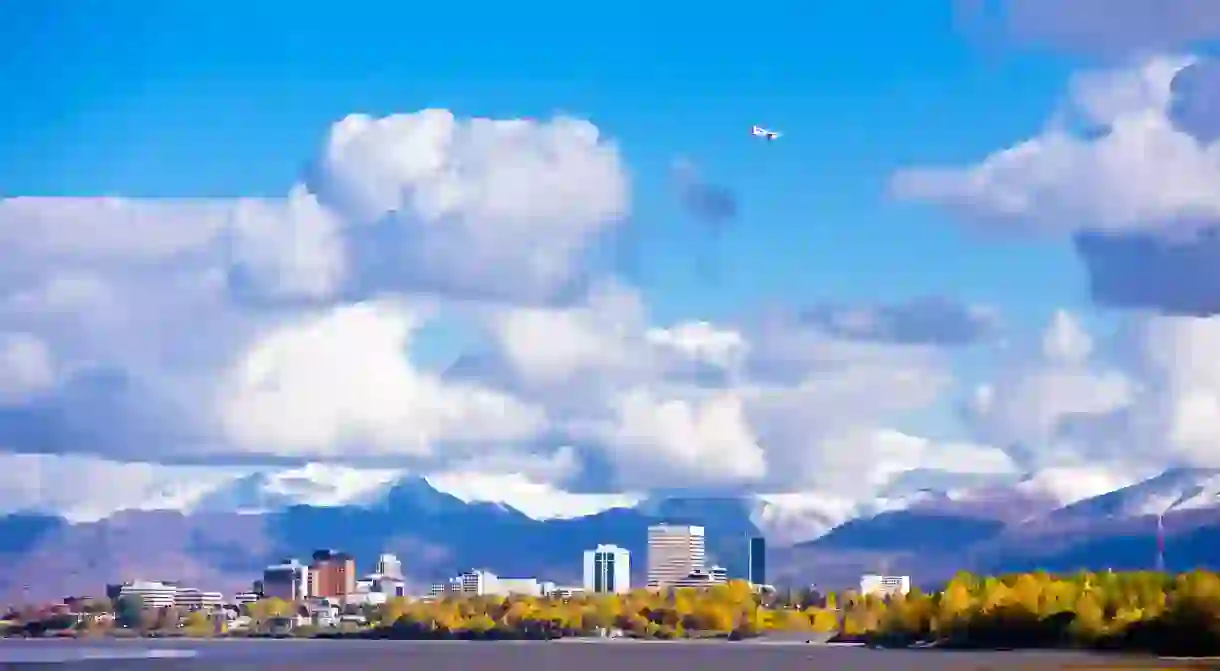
top-left (2, 0), bottom-right (1220, 519)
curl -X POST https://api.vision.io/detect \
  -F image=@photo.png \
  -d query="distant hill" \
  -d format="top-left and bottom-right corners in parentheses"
top-left (2, 467), bottom-right (1218, 603)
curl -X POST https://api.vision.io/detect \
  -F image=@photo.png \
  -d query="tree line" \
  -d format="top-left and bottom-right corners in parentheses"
top-left (6, 571), bottom-right (1220, 655)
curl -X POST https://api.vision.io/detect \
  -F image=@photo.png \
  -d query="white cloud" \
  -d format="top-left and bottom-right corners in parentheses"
top-left (215, 298), bottom-right (546, 458)
top-left (0, 333), bottom-right (56, 403)
top-left (965, 311), bottom-right (1136, 463)
top-left (579, 387), bottom-right (767, 489)
top-left (966, 309), bottom-right (1220, 470)
top-left (311, 109), bottom-right (629, 302)
top-left (0, 452), bottom-right (243, 523)
top-left (228, 185), bottom-right (347, 300)
top-left (0, 107), bottom-right (1041, 506)
top-left (892, 56), bottom-right (1220, 239)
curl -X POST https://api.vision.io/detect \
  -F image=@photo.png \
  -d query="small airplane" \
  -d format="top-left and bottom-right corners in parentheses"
top-left (751, 125), bottom-right (781, 141)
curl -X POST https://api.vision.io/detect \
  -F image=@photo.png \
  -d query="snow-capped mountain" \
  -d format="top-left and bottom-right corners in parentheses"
top-left (0, 464), bottom-right (1218, 603)
top-left (189, 463), bottom-right (405, 514)
top-left (4, 461), bottom-right (1197, 546)
top-left (1048, 468), bottom-right (1220, 521)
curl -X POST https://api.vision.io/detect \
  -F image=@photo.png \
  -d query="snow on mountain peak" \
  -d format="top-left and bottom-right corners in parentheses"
top-left (423, 471), bottom-right (644, 520)
top-left (1015, 465), bottom-right (1152, 507)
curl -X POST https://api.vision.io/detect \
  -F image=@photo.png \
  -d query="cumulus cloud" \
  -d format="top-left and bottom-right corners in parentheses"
top-left (965, 309), bottom-right (1220, 471)
top-left (0, 106), bottom-right (1028, 513)
top-left (0, 452), bottom-right (243, 523)
top-left (965, 311), bottom-right (1135, 467)
top-left (215, 298), bottom-right (547, 459)
top-left (472, 286), bottom-right (964, 492)
top-left (309, 110), bottom-right (629, 303)
top-left (956, 0), bottom-right (1220, 55)
top-left (0, 334), bottom-right (56, 403)
top-left (894, 56), bottom-right (1220, 316)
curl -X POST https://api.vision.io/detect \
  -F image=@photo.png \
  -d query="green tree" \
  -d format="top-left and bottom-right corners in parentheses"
top-left (115, 595), bottom-right (144, 629)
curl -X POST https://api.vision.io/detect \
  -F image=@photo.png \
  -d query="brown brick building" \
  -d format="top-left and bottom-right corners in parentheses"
top-left (308, 549), bottom-right (356, 598)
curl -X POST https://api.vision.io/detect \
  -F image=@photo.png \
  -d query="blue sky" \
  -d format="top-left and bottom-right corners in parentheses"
top-left (3, 0), bottom-right (1217, 499)
top-left (1, 0), bottom-right (1087, 330)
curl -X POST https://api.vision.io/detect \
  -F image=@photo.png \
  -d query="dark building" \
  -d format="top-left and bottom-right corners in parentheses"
top-left (748, 536), bottom-right (766, 586)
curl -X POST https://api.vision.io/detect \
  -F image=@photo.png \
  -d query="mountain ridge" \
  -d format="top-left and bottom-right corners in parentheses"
top-left (1, 465), bottom-right (1216, 603)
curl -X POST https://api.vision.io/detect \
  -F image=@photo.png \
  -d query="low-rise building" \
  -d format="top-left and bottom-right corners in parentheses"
top-left (233, 591), bottom-right (261, 605)
top-left (860, 574), bottom-right (910, 598)
top-left (173, 587), bottom-right (224, 610)
top-left (113, 581), bottom-right (178, 609)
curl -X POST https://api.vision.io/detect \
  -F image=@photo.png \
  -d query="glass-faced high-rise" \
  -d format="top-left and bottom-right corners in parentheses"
top-left (748, 536), bottom-right (766, 586)
top-left (582, 544), bottom-right (631, 594)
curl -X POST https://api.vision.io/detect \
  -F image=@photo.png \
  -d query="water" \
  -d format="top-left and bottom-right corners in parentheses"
top-left (0, 638), bottom-right (1184, 669)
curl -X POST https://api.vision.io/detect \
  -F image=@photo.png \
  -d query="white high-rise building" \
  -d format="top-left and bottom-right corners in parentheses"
top-left (646, 524), bottom-right (706, 587)
top-left (458, 569), bottom-right (499, 595)
top-left (376, 553), bottom-right (403, 580)
top-left (582, 544), bottom-right (631, 594)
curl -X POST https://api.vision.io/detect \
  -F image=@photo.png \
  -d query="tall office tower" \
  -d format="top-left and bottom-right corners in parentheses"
top-left (646, 524), bottom-right (706, 587)
top-left (262, 559), bottom-right (308, 601)
top-left (583, 544), bottom-right (631, 594)
top-left (748, 536), bottom-right (767, 586)
top-left (309, 549), bottom-right (356, 598)
top-left (376, 553), bottom-right (403, 580)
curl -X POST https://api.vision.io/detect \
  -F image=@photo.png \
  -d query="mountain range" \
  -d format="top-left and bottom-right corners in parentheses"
top-left (1, 464), bottom-right (1217, 603)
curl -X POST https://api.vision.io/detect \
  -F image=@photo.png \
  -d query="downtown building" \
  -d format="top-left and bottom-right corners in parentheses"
top-left (262, 558), bottom-right (309, 601)
top-left (748, 535), bottom-right (767, 587)
top-left (308, 549), bottom-right (356, 598)
top-left (582, 544), bottom-right (631, 594)
top-left (646, 524), bottom-right (706, 588)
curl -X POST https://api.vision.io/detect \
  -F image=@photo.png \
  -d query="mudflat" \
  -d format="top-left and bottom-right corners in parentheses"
top-left (0, 639), bottom-right (1215, 670)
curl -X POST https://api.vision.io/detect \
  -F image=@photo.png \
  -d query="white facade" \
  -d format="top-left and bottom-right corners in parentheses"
top-left (583, 544), bottom-right (631, 594)
top-left (376, 553), bottom-right (403, 580)
top-left (646, 524), bottom-right (706, 587)
top-left (493, 578), bottom-right (545, 597)
top-left (234, 591), bottom-right (261, 605)
top-left (116, 581), bottom-right (177, 608)
top-left (669, 566), bottom-right (727, 589)
top-left (547, 586), bottom-right (584, 600)
top-left (860, 574), bottom-right (911, 598)
top-left (173, 587), bottom-right (224, 610)
top-left (115, 581), bottom-right (222, 609)
top-left (459, 569), bottom-right (499, 595)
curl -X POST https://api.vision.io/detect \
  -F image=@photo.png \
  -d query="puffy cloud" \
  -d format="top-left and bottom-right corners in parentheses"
top-left (475, 286), bottom-right (964, 492)
top-left (0, 109), bottom-right (630, 468)
top-left (0, 334), bottom-right (56, 403)
top-left (0, 106), bottom-right (1017, 504)
top-left (309, 109), bottom-right (629, 303)
top-left (0, 452), bottom-right (243, 523)
top-left (215, 298), bottom-right (547, 459)
top-left (576, 387), bottom-right (766, 489)
top-left (965, 309), bottom-right (1220, 470)
top-left (893, 57), bottom-right (1220, 316)
top-left (964, 311), bottom-right (1135, 465)
top-left (956, 0), bottom-right (1220, 55)
top-left (892, 57), bottom-right (1220, 239)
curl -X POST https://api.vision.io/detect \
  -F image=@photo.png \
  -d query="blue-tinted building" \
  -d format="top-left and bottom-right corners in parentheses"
top-left (748, 536), bottom-right (766, 586)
